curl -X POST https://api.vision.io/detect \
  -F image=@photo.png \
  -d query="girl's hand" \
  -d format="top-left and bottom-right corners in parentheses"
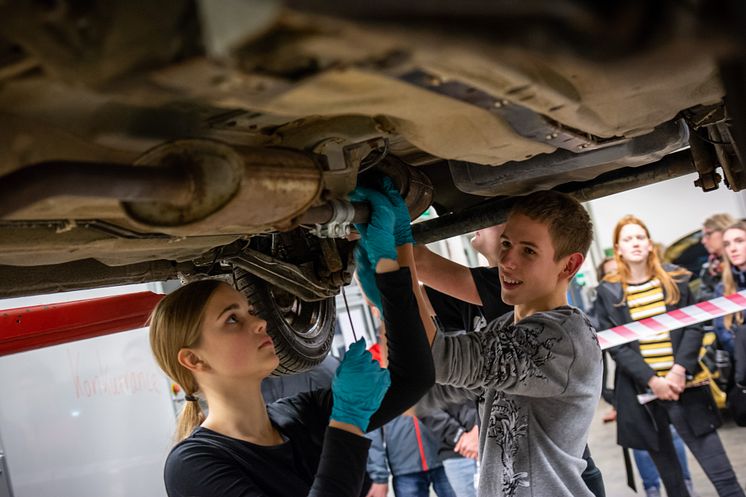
top-left (348, 186), bottom-right (397, 268)
top-left (648, 376), bottom-right (680, 401)
top-left (380, 176), bottom-right (415, 247)
top-left (330, 339), bottom-right (391, 432)
top-left (665, 365), bottom-right (687, 394)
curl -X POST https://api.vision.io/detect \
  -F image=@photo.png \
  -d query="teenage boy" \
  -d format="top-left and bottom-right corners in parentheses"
top-left (421, 191), bottom-right (601, 497)
top-left (353, 184), bottom-right (601, 497)
top-left (415, 224), bottom-right (606, 497)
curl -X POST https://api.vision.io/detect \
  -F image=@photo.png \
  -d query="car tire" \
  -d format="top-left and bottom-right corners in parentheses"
top-left (233, 266), bottom-right (336, 375)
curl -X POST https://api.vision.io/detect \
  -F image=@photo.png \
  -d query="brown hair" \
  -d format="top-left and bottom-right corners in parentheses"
top-left (704, 213), bottom-right (736, 232)
top-left (596, 256), bottom-right (616, 281)
top-left (508, 190), bottom-right (593, 260)
top-left (149, 279), bottom-right (225, 441)
top-left (720, 220), bottom-right (746, 329)
top-left (603, 215), bottom-right (689, 305)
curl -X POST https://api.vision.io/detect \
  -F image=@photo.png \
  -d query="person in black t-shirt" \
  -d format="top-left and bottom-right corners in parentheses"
top-left (413, 223), bottom-right (607, 497)
top-left (148, 184), bottom-right (436, 497)
top-left (415, 225), bottom-right (510, 330)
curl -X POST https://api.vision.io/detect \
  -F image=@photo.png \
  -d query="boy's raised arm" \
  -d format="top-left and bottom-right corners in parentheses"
top-left (432, 311), bottom-right (582, 397)
top-left (413, 244), bottom-right (482, 306)
top-left (398, 243), bottom-right (437, 346)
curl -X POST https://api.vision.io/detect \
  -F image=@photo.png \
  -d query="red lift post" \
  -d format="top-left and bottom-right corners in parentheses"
top-left (0, 292), bottom-right (163, 356)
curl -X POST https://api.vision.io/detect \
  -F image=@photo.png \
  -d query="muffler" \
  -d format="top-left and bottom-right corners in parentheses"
top-left (122, 139), bottom-right (323, 235)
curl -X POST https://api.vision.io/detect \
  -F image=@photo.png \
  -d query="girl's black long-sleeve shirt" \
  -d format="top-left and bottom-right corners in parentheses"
top-left (164, 268), bottom-right (435, 497)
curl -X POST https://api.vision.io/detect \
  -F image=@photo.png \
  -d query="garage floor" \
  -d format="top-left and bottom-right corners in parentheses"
top-left (587, 402), bottom-right (746, 497)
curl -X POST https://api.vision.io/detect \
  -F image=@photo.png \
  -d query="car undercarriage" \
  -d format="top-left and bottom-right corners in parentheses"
top-left (1, 0), bottom-right (745, 371)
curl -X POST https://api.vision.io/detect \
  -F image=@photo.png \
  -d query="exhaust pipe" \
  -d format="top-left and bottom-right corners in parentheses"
top-left (0, 161), bottom-right (194, 219)
top-left (122, 139), bottom-right (323, 235)
top-left (0, 139), bottom-right (325, 236)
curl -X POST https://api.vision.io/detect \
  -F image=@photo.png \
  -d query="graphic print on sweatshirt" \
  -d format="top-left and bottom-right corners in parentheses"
top-left (479, 321), bottom-right (562, 386)
top-left (488, 392), bottom-right (529, 496)
top-left (479, 322), bottom-right (563, 496)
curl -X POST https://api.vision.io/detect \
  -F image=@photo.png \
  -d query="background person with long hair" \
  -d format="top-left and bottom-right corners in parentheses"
top-left (148, 185), bottom-right (436, 497)
top-left (595, 215), bottom-right (744, 497)
top-left (592, 255), bottom-right (692, 494)
top-left (714, 221), bottom-right (746, 388)
top-left (700, 214), bottom-right (737, 301)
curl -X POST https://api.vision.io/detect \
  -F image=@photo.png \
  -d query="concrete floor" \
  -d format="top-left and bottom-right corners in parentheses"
top-left (588, 402), bottom-right (746, 497)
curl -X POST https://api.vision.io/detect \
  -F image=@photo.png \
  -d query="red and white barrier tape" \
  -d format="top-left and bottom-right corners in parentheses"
top-left (597, 290), bottom-right (746, 350)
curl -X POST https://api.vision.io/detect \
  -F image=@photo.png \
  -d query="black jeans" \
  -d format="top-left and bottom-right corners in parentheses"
top-left (646, 404), bottom-right (691, 497)
top-left (735, 326), bottom-right (746, 384)
top-left (665, 401), bottom-right (745, 497)
top-left (581, 446), bottom-right (606, 497)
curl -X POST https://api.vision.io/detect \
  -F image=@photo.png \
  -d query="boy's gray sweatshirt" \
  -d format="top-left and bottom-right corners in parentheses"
top-left (431, 306), bottom-right (602, 497)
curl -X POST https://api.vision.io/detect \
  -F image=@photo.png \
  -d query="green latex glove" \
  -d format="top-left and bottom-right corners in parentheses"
top-left (330, 339), bottom-right (391, 431)
top-left (348, 186), bottom-right (397, 268)
top-left (380, 176), bottom-right (415, 246)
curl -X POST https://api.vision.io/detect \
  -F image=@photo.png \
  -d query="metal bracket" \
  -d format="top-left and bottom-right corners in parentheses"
top-left (689, 128), bottom-right (722, 192)
top-left (313, 136), bottom-right (388, 195)
top-left (309, 200), bottom-right (355, 239)
top-left (399, 69), bottom-right (622, 152)
top-left (225, 248), bottom-right (336, 301)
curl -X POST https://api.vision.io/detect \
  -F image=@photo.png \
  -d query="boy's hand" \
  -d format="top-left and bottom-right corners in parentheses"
top-left (380, 176), bottom-right (415, 246)
top-left (454, 425), bottom-right (479, 460)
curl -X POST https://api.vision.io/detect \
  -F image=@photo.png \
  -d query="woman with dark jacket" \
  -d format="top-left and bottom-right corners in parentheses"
top-left (595, 215), bottom-right (744, 497)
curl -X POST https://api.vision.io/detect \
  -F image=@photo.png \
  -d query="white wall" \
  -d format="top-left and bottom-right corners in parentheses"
top-left (0, 285), bottom-right (175, 497)
top-left (586, 172), bottom-right (746, 253)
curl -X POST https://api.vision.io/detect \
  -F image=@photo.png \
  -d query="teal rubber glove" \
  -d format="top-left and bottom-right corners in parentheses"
top-left (380, 176), bottom-right (415, 246)
top-left (354, 243), bottom-right (383, 314)
top-left (348, 186), bottom-right (397, 268)
top-left (330, 339), bottom-right (391, 431)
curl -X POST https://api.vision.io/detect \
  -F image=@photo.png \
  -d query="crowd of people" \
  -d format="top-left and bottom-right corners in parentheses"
top-left (146, 176), bottom-right (746, 497)
top-left (592, 214), bottom-right (744, 497)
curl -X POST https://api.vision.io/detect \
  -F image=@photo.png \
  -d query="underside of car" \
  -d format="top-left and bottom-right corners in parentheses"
top-left (1, 0), bottom-right (745, 372)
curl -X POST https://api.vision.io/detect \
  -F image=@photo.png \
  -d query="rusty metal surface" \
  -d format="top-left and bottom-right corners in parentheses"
top-left (227, 248), bottom-right (337, 301)
top-left (123, 143), bottom-right (324, 236)
top-left (0, 160), bottom-right (194, 219)
top-left (0, 219), bottom-right (242, 267)
top-left (0, 259), bottom-right (195, 299)
top-left (448, 120), bottom-right (689, 197)
top-left (375, 156), bottom-right (434, 221)
top-left (300, 201), bottom-right (369, 225)
top-left (300, 157), bottom-right (434, 228)
top-left (123, 139), bottom-right (243, 226)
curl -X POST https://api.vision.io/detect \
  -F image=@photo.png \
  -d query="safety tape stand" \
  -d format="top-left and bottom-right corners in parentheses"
top-left (597, 290), bottom-right (746, 351)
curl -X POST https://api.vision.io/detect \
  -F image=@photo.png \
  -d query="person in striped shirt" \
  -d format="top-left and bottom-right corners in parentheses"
top-left (621, 261), bottom-right (698, 497)
top-left (595, 215), bottom-right (744, 497)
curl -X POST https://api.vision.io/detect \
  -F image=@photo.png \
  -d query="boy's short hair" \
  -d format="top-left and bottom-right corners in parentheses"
top-left (508, 190), bottom-right (593, 260)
